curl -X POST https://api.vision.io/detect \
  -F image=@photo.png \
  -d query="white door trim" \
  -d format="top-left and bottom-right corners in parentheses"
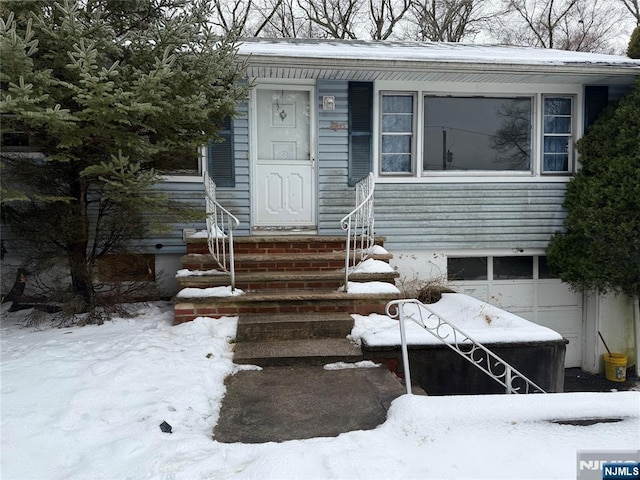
top-left (249, 84), bottom-right (317, 232)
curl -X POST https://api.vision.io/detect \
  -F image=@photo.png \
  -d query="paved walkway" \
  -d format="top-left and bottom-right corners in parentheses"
top-left (214, 366), bottom-right (408, 443)
top-left (213, 366), bottom-right (639, 444)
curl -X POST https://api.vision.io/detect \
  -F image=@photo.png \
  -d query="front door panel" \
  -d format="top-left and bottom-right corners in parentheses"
top-left (253, 88), bottom-right (315, 228)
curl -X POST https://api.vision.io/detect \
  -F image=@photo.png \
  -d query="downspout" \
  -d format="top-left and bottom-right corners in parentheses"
top-left (634, 296), bottom-right (640, 377)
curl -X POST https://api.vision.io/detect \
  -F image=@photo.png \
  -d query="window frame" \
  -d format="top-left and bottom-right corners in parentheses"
top-left (373, 82), bottom-right (580, 183)
top-left (159, 147), bottom-right (205, 183)
top-left (541, 95), bottom-right (575, 175)
top-left (378, 91), bottom-right (417, 176)
top-left (422, 94), bottom-right (535, 174)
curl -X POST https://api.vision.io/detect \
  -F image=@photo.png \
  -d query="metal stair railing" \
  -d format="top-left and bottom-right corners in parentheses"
top-left (205, 175), bottom-right (239, 291)
top-left (385, 298), bottom-right (547, 395)
top-left (339, 173), bottom-right (375, 293)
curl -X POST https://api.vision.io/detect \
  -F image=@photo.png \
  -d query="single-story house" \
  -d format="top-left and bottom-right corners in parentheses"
top-left (176, 39), bottom-right (639, 373)
top-left (6, 39), bottom-right (640, 374)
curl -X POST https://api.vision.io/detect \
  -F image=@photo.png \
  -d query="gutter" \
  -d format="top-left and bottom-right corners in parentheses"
top-left (237, 53), bottom-right (640, 78)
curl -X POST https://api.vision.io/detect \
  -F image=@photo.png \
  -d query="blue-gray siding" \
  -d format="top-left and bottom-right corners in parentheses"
top-left (149, 83), bottom-right (568, 255)
top-left (317, 80), bottom-right (353, 235)
top-left (375, 183), bottom-right (567, 251)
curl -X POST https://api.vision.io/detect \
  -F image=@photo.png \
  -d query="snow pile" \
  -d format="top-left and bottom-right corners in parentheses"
top-left (1, 303), bottom-right (639, 480)
top-left (175, 268), bottom-right (225, 277)
top-left (323, 360), bottom-right (381, 370)
top-left (1, 304), bottom-right (238, 480)
top-left (350, 258), bottom-right (396, 274)
top-left (366, 245), bottom-right (389, 256)
top-left (176, 286), bottom-right (245, 298)
top-left (339, 281), bottom-right (400, 294)
top-left (352, 293), bottom-right (563, 347)
top-left (189, 227), bottom-right (227, 239)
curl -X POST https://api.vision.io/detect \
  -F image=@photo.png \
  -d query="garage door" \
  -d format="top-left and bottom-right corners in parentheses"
top-left (448, 255), bottom-right (583, 367)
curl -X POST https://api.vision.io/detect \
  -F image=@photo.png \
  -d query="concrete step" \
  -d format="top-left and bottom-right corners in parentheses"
top-left (173, 289), bottom-right (400, 324)
top-left (176, 270), bottom-right (399, 290)
top-left (236, 312), bottom-right (354, 342)
top-left (233, 338), bottom-right (363, 367)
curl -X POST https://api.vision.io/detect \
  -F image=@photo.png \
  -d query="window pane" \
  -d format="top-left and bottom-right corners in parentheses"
top-left (151, 146), bottom-right (200, 175)
top-left (538, 256), bottom-right (558, 279)
top-left (544, 136), bottom-right (569, 154)
top-left (493, 256), bottom-right (533, 280)
top-left (382, 154), bottom-right (412, 172)
top-left (383, 95), bottom-right (413, 113)
top-left (544, 116), bottom-right (571, 134)
top-left (382, 135), bottom-right (411, 153)
top-left (545, 98), bottom-right (572, 115)
top-left (382, 114), bottom-right (413, 132)
top-left (543, 153), bottom-right (568, 172)
top-left (448, 257), bottom-right (488, 280)
top-left (423, 97), bottom-right (532, 171)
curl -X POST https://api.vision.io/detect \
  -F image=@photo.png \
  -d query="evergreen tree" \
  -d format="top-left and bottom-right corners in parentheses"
top-left (0, 0), bottom-right (248, 319)
top-left (629, 25), bottom-right (640, 59)
top-left (546, 81), bottom-right (640, 303)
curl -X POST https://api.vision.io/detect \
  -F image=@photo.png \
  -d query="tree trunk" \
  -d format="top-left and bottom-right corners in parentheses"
top-left (67, 175), bottom-right (94, 312)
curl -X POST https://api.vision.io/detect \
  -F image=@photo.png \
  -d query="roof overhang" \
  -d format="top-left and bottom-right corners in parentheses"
top-left (237, 39), bottom-right (640, 85)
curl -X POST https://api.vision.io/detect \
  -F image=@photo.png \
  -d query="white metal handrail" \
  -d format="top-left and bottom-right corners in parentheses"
top-left (385, 298), bottom-right (547, 395)
top-left (339, 173), bottom-right (375, 293)
top-left (205, 175), bottom-right (239, 291)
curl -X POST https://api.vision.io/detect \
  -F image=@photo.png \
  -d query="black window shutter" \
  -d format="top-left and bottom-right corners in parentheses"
top-left (207, 116), bottom-right (235, 187)
top-left (584, 86), bottom-right (609, 133)
top-left (348, 82), bottom-right (373, 187)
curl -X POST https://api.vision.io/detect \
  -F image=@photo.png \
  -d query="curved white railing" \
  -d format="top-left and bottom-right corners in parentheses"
top-left (339, 173), bottom-right (375, 293)
top-left (205, 175), bottom-right (239, 291)
top-left (385, 298), bottom-right (547, 395)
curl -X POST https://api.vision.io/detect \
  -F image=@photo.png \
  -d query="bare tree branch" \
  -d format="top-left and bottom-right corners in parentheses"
top-left (408, 0), bottom-right (498, 42)
top-left (618, 0), bottom-right (640, 24)
top-left (368, 0), bottom-right (411, 40)
top-left (297, 0), bottom-right (362, 39)
top-left (497, 0), bottom-right (626, 52)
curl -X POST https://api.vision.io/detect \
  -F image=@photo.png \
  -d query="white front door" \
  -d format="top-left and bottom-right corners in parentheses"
top-left (252, 87), bottom-right (316, 230)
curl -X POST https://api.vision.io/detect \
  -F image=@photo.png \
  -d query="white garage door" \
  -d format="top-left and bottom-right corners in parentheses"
top-left (448, 255), bottom-right (583, 367)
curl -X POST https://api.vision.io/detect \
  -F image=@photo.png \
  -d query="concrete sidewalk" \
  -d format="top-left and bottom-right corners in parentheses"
top-left (213, 366), bottom-right (408, 443)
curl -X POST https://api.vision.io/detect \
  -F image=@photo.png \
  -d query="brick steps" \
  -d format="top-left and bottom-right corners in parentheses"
top-left (173, 234), bottom-right (398, 367)
top-left (186, 235), bottom-right (351, 255)
top-left (174, 289), bottom-right (400, 324)
top-left (177, 270), bottom-right (399, 290)
top-left (180, 250), bottom-right (393, 272)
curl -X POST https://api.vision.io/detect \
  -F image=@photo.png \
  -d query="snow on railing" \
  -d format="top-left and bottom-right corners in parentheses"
top-left (385, 298), bottom-right (547, 395)
top-left (339, 173), bottom-right (375, 293)
top-left (205, 175), bottom-right (239, 291)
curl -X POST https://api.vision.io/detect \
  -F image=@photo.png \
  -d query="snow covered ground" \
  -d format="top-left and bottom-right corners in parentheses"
top-left (1, 302), bottom-right (639, 480)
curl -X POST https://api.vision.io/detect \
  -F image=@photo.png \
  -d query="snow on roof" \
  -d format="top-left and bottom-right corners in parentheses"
top-left (238, 38), bottom-right (640, 71)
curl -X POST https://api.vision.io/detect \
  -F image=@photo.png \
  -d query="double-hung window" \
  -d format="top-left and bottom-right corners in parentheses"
top-left (380, 93), bottom-right (415, 174)
top-left (542, 96), bottom-right (573, 173)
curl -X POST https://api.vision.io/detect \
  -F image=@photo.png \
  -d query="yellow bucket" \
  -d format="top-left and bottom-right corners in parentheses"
top-left (604, 353), bottom-right (627, 382)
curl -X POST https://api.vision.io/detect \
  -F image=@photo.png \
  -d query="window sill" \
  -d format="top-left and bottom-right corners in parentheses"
top-left (159, 174), bottom-right (204, 183)
top-left (375, 174), bottom-right (573, 184)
